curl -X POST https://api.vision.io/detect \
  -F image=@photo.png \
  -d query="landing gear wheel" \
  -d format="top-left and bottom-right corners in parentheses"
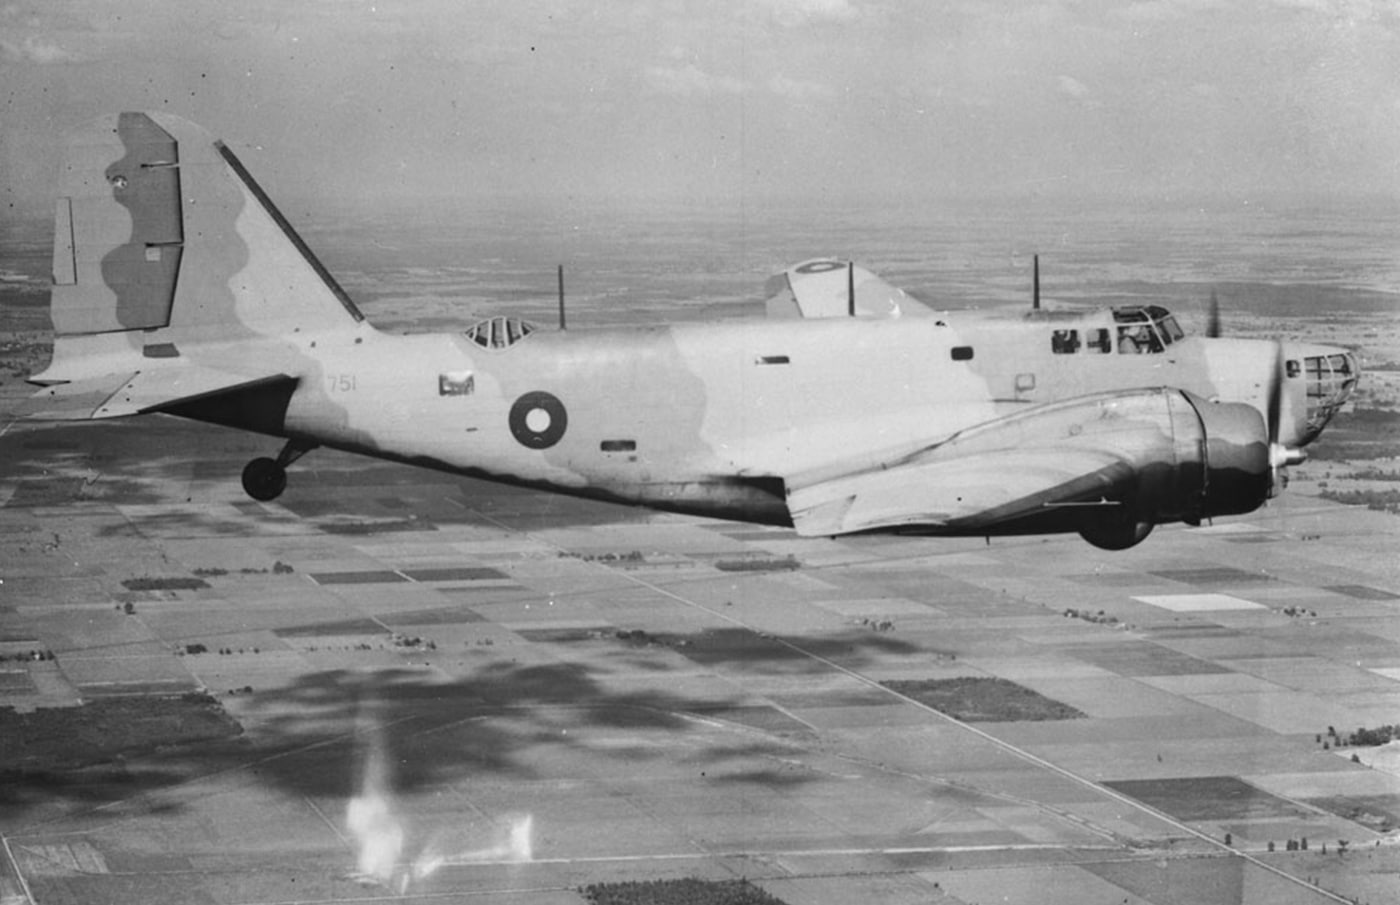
top-left (242, 457), bottom-right (288, 501)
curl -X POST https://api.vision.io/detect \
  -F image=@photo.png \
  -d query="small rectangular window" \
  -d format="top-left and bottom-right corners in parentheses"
top-left (438, 371), bottom-right (475, 396)
top-left (755, 355), bottom-right (790, 365)
top-left (600, 440), bottom-right (637, 453)
top-left (1051, 329), bottom-right (1080, 354)
top-left (1086, 329), bottom-right (1111, 354)
top-left (951, 346), bottom-right (974, 361)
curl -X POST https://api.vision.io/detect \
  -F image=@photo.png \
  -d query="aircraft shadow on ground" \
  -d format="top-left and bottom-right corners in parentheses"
top-left (0, 624), bottom-right (922, 820)
top-left (605, 625), bottom-right (928, 676)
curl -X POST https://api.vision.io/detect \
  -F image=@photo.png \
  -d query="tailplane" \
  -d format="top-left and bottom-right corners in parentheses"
top-left (27, 111), bottom-right (367, 418)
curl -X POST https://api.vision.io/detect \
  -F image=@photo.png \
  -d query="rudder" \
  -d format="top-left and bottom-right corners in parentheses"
top-left (33, 111), bottom-right (366, 389)
top-left (50, 112), bottom-right (184, 335)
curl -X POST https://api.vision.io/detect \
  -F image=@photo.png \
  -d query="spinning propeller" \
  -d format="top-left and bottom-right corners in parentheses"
top-left (1210, 288), bottom-right (1303, 496)
top-left (1266, 340), bottom-right (1307, 496)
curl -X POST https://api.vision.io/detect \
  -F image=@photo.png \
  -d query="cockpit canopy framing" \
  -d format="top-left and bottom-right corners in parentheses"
top-left (464, 316), bottom-right (536, 350)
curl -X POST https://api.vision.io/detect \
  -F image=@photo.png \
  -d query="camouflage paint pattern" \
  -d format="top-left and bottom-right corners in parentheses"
top-left (26, 112), bottom-right (1360, 549)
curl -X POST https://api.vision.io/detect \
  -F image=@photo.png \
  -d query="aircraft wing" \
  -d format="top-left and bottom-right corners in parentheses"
top-left (787, 447), bottom-right (1131, 536)
top-left (784, 388), bottom-right (1216, 537)
top-left (764, 259), bottom-right (938, 319)
top-left (21, 368), bottom-right (295, 420)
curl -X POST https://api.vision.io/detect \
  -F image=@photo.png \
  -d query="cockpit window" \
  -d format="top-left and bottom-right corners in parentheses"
top-left (1158, 315), bottom-right (1184, 343)
top-left (1117, 323), bottom-right (1162, 353)
top-left (1113, 306), bottom-right (1181, 354)
top-left (464, 316), bottom-right (536, 350)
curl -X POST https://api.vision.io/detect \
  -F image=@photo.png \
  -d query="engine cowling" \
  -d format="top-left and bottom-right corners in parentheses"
top-left (1185, 393), bottom-right (1272, 519)
top-left (1077, 390), bottom-right (1271, 550)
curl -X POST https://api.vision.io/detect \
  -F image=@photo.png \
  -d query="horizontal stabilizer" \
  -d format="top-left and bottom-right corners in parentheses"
top-left (16, 372), bottom-right (138, 421)
top-left (22, 368), bottom-right (294, 421)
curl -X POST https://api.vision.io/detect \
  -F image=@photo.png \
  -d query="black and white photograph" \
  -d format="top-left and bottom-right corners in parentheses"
top-left (2, 3), bottom-right (1397, 903)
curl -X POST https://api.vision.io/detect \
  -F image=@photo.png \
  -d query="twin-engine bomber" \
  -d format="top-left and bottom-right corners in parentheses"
top-left (25, 112), bottom-right (1358, 549)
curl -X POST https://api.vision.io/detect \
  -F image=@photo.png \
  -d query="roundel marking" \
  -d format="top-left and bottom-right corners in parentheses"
top-left (795, 260), bottom-right (846, 274)
top-left (509, 391), bottom-right (568, 449)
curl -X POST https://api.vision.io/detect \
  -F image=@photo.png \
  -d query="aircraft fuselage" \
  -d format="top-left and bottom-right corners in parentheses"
top-left (206, 309), bottom-right (1349, 527)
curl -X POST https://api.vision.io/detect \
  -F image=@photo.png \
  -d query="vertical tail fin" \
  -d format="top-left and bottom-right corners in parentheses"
top-left (34, 111), bottom-right (365, 387)
top-left (50, 112), bottom-right (184, 335)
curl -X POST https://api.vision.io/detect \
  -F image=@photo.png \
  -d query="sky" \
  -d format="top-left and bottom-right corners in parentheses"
top-left (2, 0), bottom-right (1398, 218)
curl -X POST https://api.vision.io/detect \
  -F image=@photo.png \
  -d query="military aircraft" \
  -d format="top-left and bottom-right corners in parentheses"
top-left (24, 112), bottom-right (1359, 550)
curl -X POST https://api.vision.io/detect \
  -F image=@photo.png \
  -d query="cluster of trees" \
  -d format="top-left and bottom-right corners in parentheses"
top-left (136, 562), bottom-right (294, 581)
top-left (181, 644), bottom-right (263, 656)
top-left (1063, 607), bottom-right (1119, 625)
top-left (0, 649), bottom-right (55, 663)
top-left (566, 550), bottom-right (647, 563)
top-left (1347, 467), bottom-right (1400, 481)
top-left (1317, 487), bottom-right (1400, 515)
top-left (715, 556), bottom-right (800, 573)
top-left (1266, 837), bottom-right (1352, 856)
top-left (1319, 723), bottom-right (1399, 748)
top-left (1345, 725), bottom-right (1398, 747)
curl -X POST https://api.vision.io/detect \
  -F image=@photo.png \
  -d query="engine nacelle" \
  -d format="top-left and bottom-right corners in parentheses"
top-left (1077, 390), bottom-right (1271, 550)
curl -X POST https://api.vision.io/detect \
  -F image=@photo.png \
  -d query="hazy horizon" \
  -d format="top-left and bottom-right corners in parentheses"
top-left (4, 2), bottom-right (1398, 222)
top-left (6, 185), bottom-right (1394, 342)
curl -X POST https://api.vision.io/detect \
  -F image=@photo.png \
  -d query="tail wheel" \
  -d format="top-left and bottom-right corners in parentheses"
top-left (242, 457), bottom-right (287, 501)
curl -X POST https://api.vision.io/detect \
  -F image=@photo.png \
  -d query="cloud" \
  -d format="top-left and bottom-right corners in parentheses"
top-left (1057, 75), bottom-right (1091, 100)
top-left (1112, 0), bottom-right (1226, 21)
top-left (760, 0), bottom-right (863, 28)
top-left (0, 34), bottom-right (78, 64)
top-left (1265, 0), bottom-right (1392, 16)
top-left (643, 63), bottom-right (745, 97)
top-left (767, 74), bottom-right (835, 101)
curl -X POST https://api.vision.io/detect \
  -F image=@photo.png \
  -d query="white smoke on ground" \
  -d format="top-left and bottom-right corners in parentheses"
top-left (344, 706), bottom-right (534, 892)
top-left (345, 710), bottom-right (405, 886)
top-left (413, 813), bottom-right (534, 880)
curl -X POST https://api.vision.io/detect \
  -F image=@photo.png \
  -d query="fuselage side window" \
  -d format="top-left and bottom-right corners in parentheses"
top-left (1052, 329), bottom-right (1080, 354)
top-left (1086, 328), bottom-right (1111, 353)
top-left (1158, 315), bottom-right (1184, 344)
